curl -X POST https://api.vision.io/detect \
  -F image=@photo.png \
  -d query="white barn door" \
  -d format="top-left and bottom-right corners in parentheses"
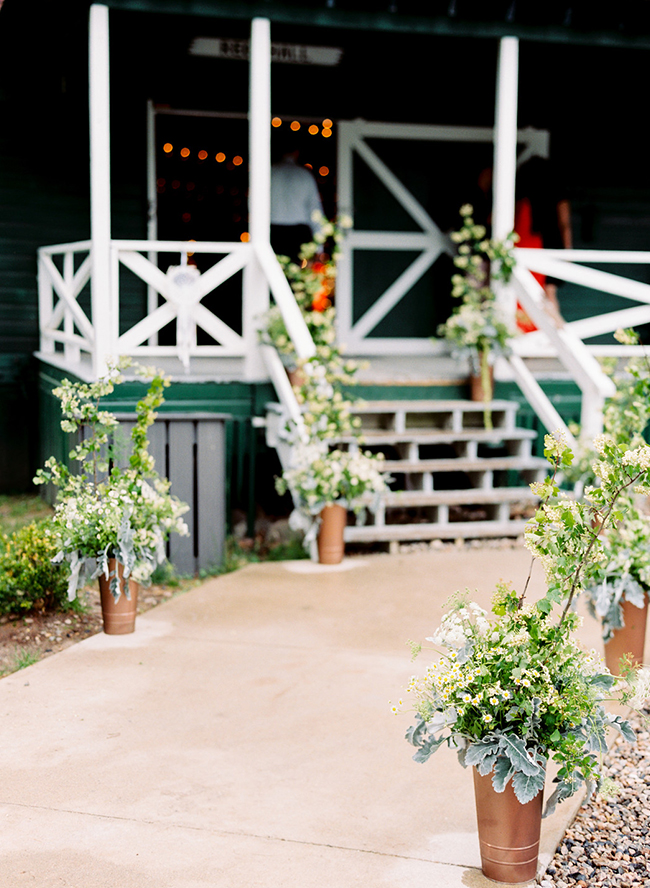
top-left (335, 120), bottom-right (548, 355)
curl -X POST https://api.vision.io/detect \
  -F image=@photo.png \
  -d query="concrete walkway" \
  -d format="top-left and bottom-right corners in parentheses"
top-left (0, 547), bottom-right (618, 887)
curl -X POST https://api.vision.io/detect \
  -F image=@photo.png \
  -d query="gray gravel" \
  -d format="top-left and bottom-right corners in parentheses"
top-left (538, 708), bottom-right (650, 887)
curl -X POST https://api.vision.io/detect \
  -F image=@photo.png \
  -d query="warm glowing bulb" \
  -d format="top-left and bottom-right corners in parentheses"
top-left (308, 125), bottom-right (318, 135)
top-left (322, 128), bottom-right (332, 138)
top-left (180, 147), bottom-right (190, 158)
top-left (240, 231), bottom-right (250, 243)
top-left (319, 166), bottom-right (329, 177)
top-left (271, 117), bottom-right (282, 127)
top-left (215, 152), bottom-right (226, 162)
top-left (290, 120), bottom-right (301, 131)
top-left (322, 118), bottom-right (333, 128)
top-left (233, 155), bottom-right (243, 166)
top-left (163, 143), bottom-right (173, 153)
top-left (198, 149), bottom-right (208, 160)
top-left (304, 163), bottom-right (313, 170)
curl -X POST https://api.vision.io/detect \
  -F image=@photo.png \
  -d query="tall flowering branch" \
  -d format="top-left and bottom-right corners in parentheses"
top-left (438, 204), bottom-right (518, 428)
top-left (525, 431), bottom-right (650, 625)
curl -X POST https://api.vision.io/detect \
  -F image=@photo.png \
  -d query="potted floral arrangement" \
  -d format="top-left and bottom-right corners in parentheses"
top-left (397, 430), bottom-right (650, 883)
top-left (568, 328), bottom-right (650, 672)
top-left (437, 204), bottom-right (517, 428)
top-left (34, 360), bottom-right (190, 634)
top-left (275, 442), bottom-right (388, 564)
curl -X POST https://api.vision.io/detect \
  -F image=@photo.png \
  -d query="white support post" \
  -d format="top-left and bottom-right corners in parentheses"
top-left (146, 99), bottom-right (159, 346)
top-left (89, 3), bottom-right (112, 378)
top-left (492, 36), bottom-right (519, 319)
top-left (37, 253), bottom-right (55, 355)
top-left (244, 16), bottom-right (272, 380)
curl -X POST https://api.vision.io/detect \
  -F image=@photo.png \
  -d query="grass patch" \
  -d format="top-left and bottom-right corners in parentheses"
top-left (12, 647), bottom-right (41, 671)
top-left (0, 494), bottom-right (53, 536)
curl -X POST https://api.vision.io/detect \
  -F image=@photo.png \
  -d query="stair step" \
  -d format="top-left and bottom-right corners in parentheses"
top-left (344, 519), bottom-right (529, 543)
top-left (343, 428), bottom-right (537, 446)
top-left (369, 487), bottom-right (538, 508)
top-left (353, 399), bottom-right (519, 411)
top-left (352, 399), bottom-right (519, 433)
top-left (381, 456), bottom-right (548, 473)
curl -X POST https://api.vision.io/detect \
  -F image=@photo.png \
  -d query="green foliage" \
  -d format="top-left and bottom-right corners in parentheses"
top-left (0, 520), bottom-right (70, 616)
top-left (402, 430), bottom-right (650, 815)
top-left (437, 204), bottom-right (517, 380)
top-left (33, 360), bottom-right (190, 602)
top-left (260, 216), bottom-right (390, 534)
top-left (275, 445), bottom-right (387, 516)
top-left (0, 494), bottom-right (53, 536)
top-left (259, 214), bottom-right (351, 364)
top-left (11, 648), bottom-right (41, 671)
top-left (564, 329), bottom-right (650, 641)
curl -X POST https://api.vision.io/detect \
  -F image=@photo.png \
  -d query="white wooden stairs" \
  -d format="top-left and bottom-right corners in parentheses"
top-left (267, 398), bottom-right (549, 548)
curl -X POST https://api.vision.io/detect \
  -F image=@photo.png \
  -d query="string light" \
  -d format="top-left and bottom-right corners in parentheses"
top-left (322, 128), bottom-right (332, 138)
top-left (290, 121), bottom-right (301, 131)
top-left (322, 118), bottom-right (333, 128)
top-left (308, 125), bottom-right (318, 135)
top-left (216, 152), bottom-right (226, 162)
top-left (319, 166), bottom-right (329, 177)
top-left (163, 143), bottom-right (173, 154)
top-left (233, 156), bottom-right (243, 166)
top-left (198, 149), bottom-right (208, 160)
top-left (271, 117), bottom-right (282, 127)
top-left (240, 232), bottom-right (250, 242)
top-left (180, 147), bottom-right (190, 158)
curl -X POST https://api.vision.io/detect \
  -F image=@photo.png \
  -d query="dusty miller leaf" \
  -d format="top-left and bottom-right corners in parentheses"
top-left (498, 734), bottom-right (544, 777)
top-left (491, 755), bottom-right (515, 793)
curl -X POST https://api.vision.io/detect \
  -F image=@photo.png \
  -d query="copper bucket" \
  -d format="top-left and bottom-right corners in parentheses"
top-left (317, 503), bottom-right (347, 564)
top-left (473, 768), bottom-right (543, 884)
top-left (98, 559), bottom-right (139, 635)
top-left (605, 594), bottom-right (648, 675)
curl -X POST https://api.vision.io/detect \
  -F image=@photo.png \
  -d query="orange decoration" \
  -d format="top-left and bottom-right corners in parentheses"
top-left (312, 289), bottom-right (331, 312)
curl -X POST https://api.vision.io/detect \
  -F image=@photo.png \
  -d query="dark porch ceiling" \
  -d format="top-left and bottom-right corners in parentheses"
top-left (101, 1), bottom-right (650, 49)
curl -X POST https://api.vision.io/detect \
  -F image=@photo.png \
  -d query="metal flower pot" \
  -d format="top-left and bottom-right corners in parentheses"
top-left (473, 768), bottom-right (543, 883)
top-left (317, 503), bottom-right (347, 564)
top-left (98, 559), bottom-right (139, 635)
top-left (604, 593), bottom-right (648, 675)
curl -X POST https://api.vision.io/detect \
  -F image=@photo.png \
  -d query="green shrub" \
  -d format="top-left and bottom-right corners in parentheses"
top-left (0, 520), bottom-right (71, 615)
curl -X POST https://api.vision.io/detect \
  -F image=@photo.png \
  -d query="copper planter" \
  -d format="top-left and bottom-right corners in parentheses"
top-left (470, 368), bottom-right (494, 403)
top-left (98, 559), bottom-right (139, 635)
top-left (317, 503), bottom-right (347, 564)
top-left (473, 768), bottom-right (543, 884)
top-left (604, 593), bottom-right (648, 675)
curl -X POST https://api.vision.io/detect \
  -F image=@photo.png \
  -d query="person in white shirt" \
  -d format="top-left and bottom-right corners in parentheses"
top-left (270, 147), bottom-right (324, 263)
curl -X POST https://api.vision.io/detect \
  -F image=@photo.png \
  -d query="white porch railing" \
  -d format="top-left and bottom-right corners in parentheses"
top-left (38, 240), bottom-right (93, 365)
top-left (507, 248), bottom-right (650, 439)
top-left (37, 238), bottom-right (311, 434)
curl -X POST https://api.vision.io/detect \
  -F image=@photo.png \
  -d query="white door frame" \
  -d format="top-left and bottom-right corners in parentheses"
top-left (335, 118), bottom-right (548, 355)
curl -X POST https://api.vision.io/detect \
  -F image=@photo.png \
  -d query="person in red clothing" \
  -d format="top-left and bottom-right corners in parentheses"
top-left (513, 156), bottom-right (572, 330)
top-left (474, 158), bottom-right (572, 331)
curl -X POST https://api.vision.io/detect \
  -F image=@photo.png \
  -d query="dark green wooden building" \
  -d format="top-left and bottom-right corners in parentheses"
top-left (3, 1), bottom-right (650, 552)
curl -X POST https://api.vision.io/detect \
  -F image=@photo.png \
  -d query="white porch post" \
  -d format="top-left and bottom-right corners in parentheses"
top-left (244, 16), bottom-right (272, 380)
top-left (492, 36), bottom-right (519, 319)
top-left (89, 3), bottom-right (112, 378)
